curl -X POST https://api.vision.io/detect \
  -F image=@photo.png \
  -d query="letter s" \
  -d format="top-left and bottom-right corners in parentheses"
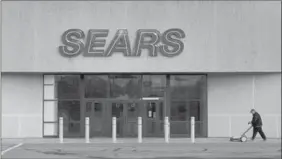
top-left (58, 29), bottom-right (85, 57)
top-left (160, 28), bottom-right (185, 57)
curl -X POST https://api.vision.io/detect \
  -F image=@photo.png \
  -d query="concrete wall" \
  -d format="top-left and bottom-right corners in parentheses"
top-left (208, 73), bottom-right (281, 138)
top-left (2, 1), bottom-right (281, 73)
top-left (1, 74), bottom-right (43, 138)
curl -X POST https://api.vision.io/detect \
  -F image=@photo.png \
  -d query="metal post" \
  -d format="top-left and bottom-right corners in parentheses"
top-left (164, 117), bottom-right (169, 143)
top-left (85, 117), bottom-right (90, 143)
top-left (168, 119), bottom-right (170, 140)
top-left (112, 117), bottom-right (117, 143)
top-left (138, 117), bottom-right (142, 143)
top-left (59, 117), bottom-right (63, 143)
top-left (191, 116), bottom-right (195, 143)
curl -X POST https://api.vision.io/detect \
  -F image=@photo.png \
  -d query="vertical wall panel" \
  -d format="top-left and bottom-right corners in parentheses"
top-left (43, 101), bottom-right (58, 122)
top-left (208, 73), bottom-right (281, 138)
top-left (2, 74), bottom-right (43, 138)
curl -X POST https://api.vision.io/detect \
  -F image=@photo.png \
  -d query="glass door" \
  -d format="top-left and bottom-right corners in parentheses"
top-left (143, 101), bottom-right (164, 137)
top-left (85, 101), bottom-right (108, 137)
top-left (124, 102), bottom-right (140, 137)
top-left (58, 101), bottom-right (82, 138)
top-left (110, 101), bottom-right (141, 137)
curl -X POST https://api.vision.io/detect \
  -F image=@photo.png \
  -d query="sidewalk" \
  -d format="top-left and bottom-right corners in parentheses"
top-left (2, 138), bottom-right (281, 159)
top-left (2, 137), bottom-right (281, 144)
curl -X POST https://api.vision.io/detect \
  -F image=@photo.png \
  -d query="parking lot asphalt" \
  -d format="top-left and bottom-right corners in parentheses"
top-left (1, 138), bottom-right (281, 159)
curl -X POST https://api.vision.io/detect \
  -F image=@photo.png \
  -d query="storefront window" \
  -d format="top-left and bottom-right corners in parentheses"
top-left (85, 75), bottom-right (109, 98)
top-left (56, 75), bottom-right (80, 99)
top-left (170, 101), bottom-right (188, 121)
top-left (142, 75), bottom-right (166, 98)
top-left (58, 101), bottom-right (81, 137)
top-left (170, 75), bottom-right (205, 100)
top-left (169, 75), bottom-right (206, 137)
top-left (109, 75), bottom-right (141, 99)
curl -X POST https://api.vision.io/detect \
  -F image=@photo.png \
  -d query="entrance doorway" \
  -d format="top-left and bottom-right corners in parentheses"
top-left (84, 101), bottom-right (109, 137)
top-left (143, 101), bottom-right (164, 137)
top-left (83, 100), bottom-right (165, 138)
top-left (110, 101), bottom-right (140, 137)
top-left (84, 101), bottom-right (142, 137)
top-left (52, 74), bottom-right (208, 138)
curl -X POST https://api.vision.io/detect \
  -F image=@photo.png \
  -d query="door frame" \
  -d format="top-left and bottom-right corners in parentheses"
top-left (141, 100), bottom-right (165, 137)
top-left (81, 99), bottom-right (166, 138)
top-left (107, 100), bottom-right (142, 137)
top-left (81, 100), bottom-right (109, 137)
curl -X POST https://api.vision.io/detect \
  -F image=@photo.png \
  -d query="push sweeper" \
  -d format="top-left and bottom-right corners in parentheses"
top-left (230, 124), bottom-right (253, 142)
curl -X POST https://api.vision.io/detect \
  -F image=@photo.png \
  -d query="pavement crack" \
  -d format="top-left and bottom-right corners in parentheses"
top-left (113, 148), bottom-right (121, 152)
top-left (202, 148), bottom-right (208, 152)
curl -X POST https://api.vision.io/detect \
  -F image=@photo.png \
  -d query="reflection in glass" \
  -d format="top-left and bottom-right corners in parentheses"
top-left (111, 103), bottom-right (124, 137)
top-left (92, 103), bottom-right (103, 136)
top-left (142, 75), bottom-right (166, 98)
top-left (190, 101), bottom-right (200, 121)
top-left (56, 75), bottom-right (80, 99)
top-left (127, 103), bottom-right (139, 120)
top-left (85, 75), bottom-right (109, 98)
top-left (144, 102), bottom-right (164, 136)
top-left (109, 75), bottom-right (141, 99)
top-left (170, 75), bottom-right (205, 100)
top-left (84, 102), bottom-right (105, 137)
top-left (146, 102), bottom-right (156, 118)
top-left (170, 101), bottom-right (188, 121)
top-left (58, 101), bottom-right (81, 137)
top-left (125, 103), bottom-right (139, 137)
top-left (111, 103), bottom-right (124, 118)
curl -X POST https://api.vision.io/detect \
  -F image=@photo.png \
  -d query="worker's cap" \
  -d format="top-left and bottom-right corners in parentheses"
top-left (250, 109), bottom-right (256, 113)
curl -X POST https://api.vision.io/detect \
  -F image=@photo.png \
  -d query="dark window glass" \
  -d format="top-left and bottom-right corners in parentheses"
top-left (170, 101), bottom-right (188, 121)
top-left (146, 102), bottom-right (156, 118)
top-left (111, 103), bottom-right (124, 118)
top-left (85, 75), bottom-right (109, 98)
top-left (58, 101), bottom-right (81, 136)
top-left (170, 75), bottom-right (206, 100)
top-left (190, 101), bottom-right (200, 121)
top-left (56, 75), bottom-right (80, 99)
top-left (142, 75), bottom-right (166, 98)
top-left (94, 103), bottom-right (102, 111)
top-left (109, 75), bottom-right (141, 99)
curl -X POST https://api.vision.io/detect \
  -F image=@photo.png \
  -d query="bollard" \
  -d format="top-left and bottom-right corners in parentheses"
top-left (85, 117), bottom-right (90, 143)
top-left (168, 120), bottom-right (170, 140)
top-left (59, 117), bottom-right (63, 143)
top-left (138, 117), bottom-right (142, 143)
top-left (164, 117), bottom-right (169, 143)
top-left (191, 116), bottom-right (195, 143)
top-left (112, 117), bottom-right (117, 143)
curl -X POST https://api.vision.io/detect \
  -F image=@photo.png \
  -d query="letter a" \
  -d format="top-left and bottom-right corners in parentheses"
top-left (105, 29), bottom-right (132, 57)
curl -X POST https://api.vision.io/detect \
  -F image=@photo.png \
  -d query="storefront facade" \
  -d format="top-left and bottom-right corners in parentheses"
top-left (41, 74), bottom-right (207, 138)
top-left (1, 1), bottom-right (281, 138)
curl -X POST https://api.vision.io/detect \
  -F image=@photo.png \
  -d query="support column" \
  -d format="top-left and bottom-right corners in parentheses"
top-left (165, 75), bottom-right (171, 119)
top-left (80, 75), bottom-right (85, 137)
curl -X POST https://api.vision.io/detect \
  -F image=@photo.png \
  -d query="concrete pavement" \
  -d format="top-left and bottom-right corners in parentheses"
top-left (1, 138), bottom-right (281, 159)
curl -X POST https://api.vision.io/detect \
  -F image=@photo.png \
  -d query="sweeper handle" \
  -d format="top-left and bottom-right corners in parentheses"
top-left (242, 124), bottom-right (253, 135)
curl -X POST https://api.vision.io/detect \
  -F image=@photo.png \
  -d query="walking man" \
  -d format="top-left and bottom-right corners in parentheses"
top-left (248, 109), bottom-right (267, 141)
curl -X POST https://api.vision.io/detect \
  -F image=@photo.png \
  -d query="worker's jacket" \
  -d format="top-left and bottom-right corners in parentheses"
top-left (251, 112), bottom-right (263, 127)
